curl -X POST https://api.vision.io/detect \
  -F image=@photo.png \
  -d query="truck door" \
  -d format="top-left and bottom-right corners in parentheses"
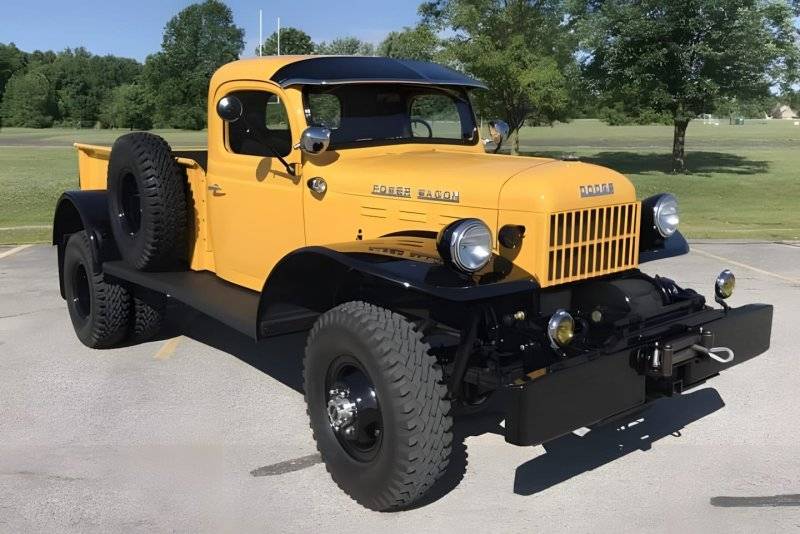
top-left (206, 82), bottom-right (305, 291)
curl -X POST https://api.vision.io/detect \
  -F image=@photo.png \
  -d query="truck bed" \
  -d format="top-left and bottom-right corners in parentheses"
top-left (74, 143), bottom-right (215, 273)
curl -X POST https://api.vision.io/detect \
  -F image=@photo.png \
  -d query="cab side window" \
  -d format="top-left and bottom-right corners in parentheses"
top-left (227, 90), bottom-right (292, 157)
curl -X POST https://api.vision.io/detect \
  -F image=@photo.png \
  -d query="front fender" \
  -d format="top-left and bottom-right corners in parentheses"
top-left (639, 231), bottom-right (690, 264)
top-left (257, 236), bottom-right (539, 337)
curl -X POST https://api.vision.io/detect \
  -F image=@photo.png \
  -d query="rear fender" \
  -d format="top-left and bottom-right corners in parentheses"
top-left (52, 191), bottom-right (119, 297)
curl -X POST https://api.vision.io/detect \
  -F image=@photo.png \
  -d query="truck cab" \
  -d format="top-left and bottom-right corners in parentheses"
top-left (53, 55), bottom-right (773, 511)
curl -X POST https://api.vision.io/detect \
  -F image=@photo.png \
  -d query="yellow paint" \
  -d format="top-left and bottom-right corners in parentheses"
top-left (154, 337), bottom-right (182, 360)
top-left (75, 143), bottom-right (110, 190)
top-left (0, 244), bottom-right (33, 260)
top-left (75, 55), bottom-right (642, 291)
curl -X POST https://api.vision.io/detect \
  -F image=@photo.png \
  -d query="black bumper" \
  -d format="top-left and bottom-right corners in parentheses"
top-left (505, 304), bottom-right (773, 446)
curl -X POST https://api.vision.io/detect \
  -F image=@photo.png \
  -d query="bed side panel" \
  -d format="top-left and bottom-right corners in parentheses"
top-left (75, 143), bottom-right (111, 190)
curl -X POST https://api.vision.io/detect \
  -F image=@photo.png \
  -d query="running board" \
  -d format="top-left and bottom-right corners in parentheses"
top-left (103, 261), bottom-right (261, 338)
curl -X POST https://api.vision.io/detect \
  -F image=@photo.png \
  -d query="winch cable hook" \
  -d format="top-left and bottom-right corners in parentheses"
top-left (692, 344), bottom-right (735, 364)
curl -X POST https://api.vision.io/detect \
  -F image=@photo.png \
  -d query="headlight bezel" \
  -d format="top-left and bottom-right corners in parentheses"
top-left (653, 193), bottom-right (680, 238)
top-left (642, 193), bottom-right (681, 247)
top-left (437, 218), bottom-right (493, 273)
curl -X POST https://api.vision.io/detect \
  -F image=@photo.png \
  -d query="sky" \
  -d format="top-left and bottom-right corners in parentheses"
top-left (0, 0), bottom-right (424, 61)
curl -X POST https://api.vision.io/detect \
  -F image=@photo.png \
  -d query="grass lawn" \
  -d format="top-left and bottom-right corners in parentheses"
top-left (1, 120), bottom-right (799, 244)
top-left (0, 129), bottom-right (206, 244)
top-left (516, 119), bottom-right (800, 239)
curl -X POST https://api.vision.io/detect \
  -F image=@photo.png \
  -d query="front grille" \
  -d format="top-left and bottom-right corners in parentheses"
top-left (546, 203), bottom-right (640, 284)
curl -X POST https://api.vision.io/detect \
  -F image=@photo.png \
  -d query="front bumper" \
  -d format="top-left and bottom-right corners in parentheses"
top-left (504, 303), bottom-right (773, 446)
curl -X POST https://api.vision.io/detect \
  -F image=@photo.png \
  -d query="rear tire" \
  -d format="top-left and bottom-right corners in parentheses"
top-left (107, 132), bottom-right (187, 271)
top-left (131, 287), bottom-right (167, 342)
top-left (304, 301), bottom-right (452, 511)
top-left (63, 231), bottom-right (130, 348)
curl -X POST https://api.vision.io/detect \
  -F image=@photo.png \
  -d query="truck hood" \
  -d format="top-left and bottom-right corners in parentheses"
top-left (329, 149), bottom-right (636, 212)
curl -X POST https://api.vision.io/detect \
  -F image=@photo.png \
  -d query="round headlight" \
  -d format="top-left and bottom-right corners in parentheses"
top-left (653, 194), bottom-right (680, 238)
top-left (715, 269), bottom-right (735, 299)
top-left (547, 309), bottom-right (575, 348)
top-left (438, 218), bottom-right (493, 273)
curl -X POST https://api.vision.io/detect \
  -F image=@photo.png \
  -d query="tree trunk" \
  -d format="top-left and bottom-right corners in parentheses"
top-left (511, 129), bottom-right (520, 156)
top-left (672, 119), bottom-right (689, 173)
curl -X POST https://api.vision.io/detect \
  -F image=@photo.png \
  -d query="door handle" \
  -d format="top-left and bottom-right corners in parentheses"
top-left (307, 177), bottom-right (327, 194)
top-left (208, 183), bottom-right (223, 194)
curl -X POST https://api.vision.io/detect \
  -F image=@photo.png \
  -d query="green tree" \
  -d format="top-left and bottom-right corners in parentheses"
top-left (316, 37), bottom-right (375, 56)
top-left (99, 84), bottom-right (154, 130)
top-left (0, 69), bottom-right (56, 127)
top-left (377, 25), bottom-right (440, 61)
top-left (145, 0), bottom-right (244, 129)
top-left (256, 27), bottom-right (315, 56)
top-left (421, 1), bottom-right (573, 154)
top-left (0, 43), bottom-right (27, 101)
top-left (576, 0), bottom-right (799, 172)
top-left (49, 48), bottom-right (100, 126)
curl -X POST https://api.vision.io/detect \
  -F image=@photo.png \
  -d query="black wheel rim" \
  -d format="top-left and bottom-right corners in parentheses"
top-left (118, 172), bottom-right (142, 237)
top-left (72, 263), bottom-right (91, 319)
top-left (324, 356), bottom-right (383, 462)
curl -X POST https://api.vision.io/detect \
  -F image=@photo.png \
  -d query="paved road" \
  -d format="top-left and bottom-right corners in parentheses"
top-left (1, 243), bottom-right (798, 533)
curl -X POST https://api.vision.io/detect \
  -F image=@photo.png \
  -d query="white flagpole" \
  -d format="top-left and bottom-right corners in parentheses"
top-left (277, 17), bottom-right (281, 55)
top-left (258, 9), bottom-right (263, 56)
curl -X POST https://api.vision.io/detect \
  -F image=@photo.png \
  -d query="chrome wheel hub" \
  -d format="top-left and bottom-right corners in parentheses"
top-left (324, 358), bottom-right (383, 462)
top-left (327, 388), bottom-right (357, 432)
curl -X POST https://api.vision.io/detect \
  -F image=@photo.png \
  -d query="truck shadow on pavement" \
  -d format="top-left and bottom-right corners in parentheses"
top-left (165, 305), bottom-right (726, 505)
top-left (165, 304), bottom-right (306, 392)
top-left (513, 387), bottom-right (725, 496)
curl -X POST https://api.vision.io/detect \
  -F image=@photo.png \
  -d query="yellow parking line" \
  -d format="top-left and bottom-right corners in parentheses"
top-left (692, 247), bottom-right (800, 285)
top-left (154, 337), bottom-right (183, 360)
top-left (0, 245), bottom-right (33, 260)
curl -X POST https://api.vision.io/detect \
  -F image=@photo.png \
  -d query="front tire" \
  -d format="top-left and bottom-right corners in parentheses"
top-left (304, 301), bottom-right (452, 511)
top-left (63, 231), bottom-right (131, 348)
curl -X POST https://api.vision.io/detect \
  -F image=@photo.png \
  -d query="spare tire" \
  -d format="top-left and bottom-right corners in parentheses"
top-left (107, 132), bottom-right (187, 271)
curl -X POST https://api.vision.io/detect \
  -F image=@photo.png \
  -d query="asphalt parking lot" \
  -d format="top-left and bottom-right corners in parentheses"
top-left (1, 242), bottom-right (799, 533)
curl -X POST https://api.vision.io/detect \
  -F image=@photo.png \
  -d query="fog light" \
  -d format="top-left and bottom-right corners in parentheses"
top-left (715, 269), bottom-right (735, 299)
top-left (547, 309), bottom-right (575, 348)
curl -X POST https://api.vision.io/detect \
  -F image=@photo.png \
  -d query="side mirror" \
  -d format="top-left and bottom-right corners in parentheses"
top-left (484, 120), bottom-right (510, 153)
top-left (489, 120), bottom-right (510, 145)
top-left (217, 96), bottom-right (243, 123)
top-left (298, 126), bottom-right (332, 155)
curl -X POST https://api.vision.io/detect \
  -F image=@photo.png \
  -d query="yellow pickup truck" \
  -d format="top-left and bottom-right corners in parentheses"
top-left (52, 56), bottom-right (772, 511)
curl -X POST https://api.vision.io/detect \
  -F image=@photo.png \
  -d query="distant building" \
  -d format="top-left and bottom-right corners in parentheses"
top-left (770, 105), bottom-right (797, 119)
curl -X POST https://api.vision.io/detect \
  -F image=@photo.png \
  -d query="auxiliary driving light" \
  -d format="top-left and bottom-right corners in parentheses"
top-left (547, 309), bottom-right (575, 348)
top-left (715, 269), bottom-right (736, 300)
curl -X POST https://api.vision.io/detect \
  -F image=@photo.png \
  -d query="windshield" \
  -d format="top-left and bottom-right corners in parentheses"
top-left (303, 84), bottom-right (479, 149)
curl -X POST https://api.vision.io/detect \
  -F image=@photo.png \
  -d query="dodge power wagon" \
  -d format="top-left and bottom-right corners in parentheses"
top-left (53, 56), bottom-right (773, 511)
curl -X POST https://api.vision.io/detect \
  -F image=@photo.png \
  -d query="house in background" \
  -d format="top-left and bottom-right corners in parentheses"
top-left (770, 104), bottom-right (798, 119)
